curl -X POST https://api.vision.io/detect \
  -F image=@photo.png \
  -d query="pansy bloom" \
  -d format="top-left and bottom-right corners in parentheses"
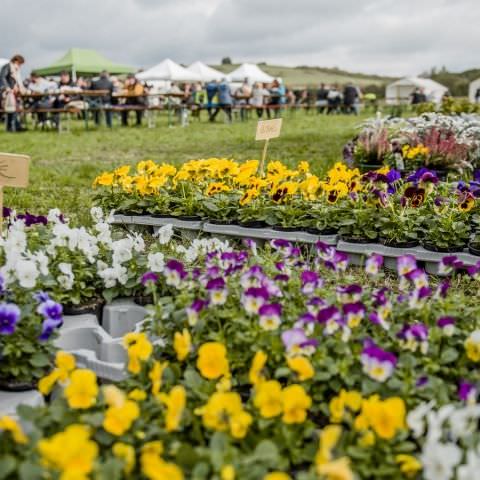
top-left (241, 286), bottom-right (270, 315)
top-left (258, 303), bottom-right (282, 331)
top-left (164, 259), bottom-right (187, 288)
top-left (361, 340), bottom-right (397, 382)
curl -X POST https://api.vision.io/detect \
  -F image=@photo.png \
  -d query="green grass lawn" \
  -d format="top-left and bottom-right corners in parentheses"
top-left (0, 111), bottom-right (366, 222)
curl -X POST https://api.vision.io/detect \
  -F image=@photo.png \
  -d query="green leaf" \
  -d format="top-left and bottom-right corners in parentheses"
top-left (29, 352), bottom-right (50, 368)
top-left (18, 461), bottom-right (44, 480)
top-left (441, 348), bottom-right (459, 364)
top-left (0, 455), bottom-right (17, 479)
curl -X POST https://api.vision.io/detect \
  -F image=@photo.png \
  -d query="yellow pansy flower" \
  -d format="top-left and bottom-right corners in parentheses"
top-left (0, 416), bottom-right (27, 444)
top-left (159, 385), bottom-right (186, 432)
top-left (287, 355), bottom-right (314, 381)
top-left (174, 329), bottom-right (191, 362)
top-left (123, 332), bottom-right (153, 374)
top-left (113, 442), bottom-right (136, 474)
top-left (281, 384), bottom-right (312, 424)
top-left (103, 400), bottom-right (140, 436)
top-left (64, 369), bottom-right (98, 409)
top-left (396, 454), bottom-right (422, 478)
top-left (249, 350), bottom-right (268, 385)
top-left (254, 380), bottom-right (283, 418)
top-left (196, 342), bottom-right (229, 380)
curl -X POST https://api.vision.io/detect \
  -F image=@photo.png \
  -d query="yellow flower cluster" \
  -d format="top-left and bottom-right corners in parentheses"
top-left (158, 385), bottom-right (187, 432)
top-left (123, 332), bottom-right (153, 374)
top-left (102, 385), bottom-right (140, 436)
top-left (249, 351), bottom-right (312, 424)
top-left (315, 425), bottom-right (354, 480)
top-left (402, 144), bottom-right (430, 160)
top-left (38, 351), bottom-right (76, 395)
top-left (38, 424), bottom-right (98, 479)
top-left (141, 441), bottom-right (184, 480)
top-left (174, 328), bottom-right (192, 361)
top-left (195, 391), bottom-right (252, 439)
top-left (93, 158), bottom-right (362, 206)
top-left (319, 162), bottom-right (361, 204)
top-left (354, 395), bottom-right (406, 440)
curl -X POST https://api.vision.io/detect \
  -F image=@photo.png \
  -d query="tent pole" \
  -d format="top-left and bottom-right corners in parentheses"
top-left (72, 67), bottom-right (77, 83)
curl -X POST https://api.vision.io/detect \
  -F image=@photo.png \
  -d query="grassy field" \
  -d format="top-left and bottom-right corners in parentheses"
top-left (214, 64), bottom-right (393, 88)
top-left (0, 112), bottom-right (366, 223)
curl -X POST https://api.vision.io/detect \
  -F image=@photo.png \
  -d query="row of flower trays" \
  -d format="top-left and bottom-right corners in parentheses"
top-left (112, 214), bottom-right (479, 275)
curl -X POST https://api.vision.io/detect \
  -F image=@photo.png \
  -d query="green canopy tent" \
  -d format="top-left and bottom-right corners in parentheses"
top-left (32, 48), bottom-right (134, 80)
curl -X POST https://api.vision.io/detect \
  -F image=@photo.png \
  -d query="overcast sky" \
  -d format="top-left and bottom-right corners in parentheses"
top-left (1, 0), bottom-right (478, 77)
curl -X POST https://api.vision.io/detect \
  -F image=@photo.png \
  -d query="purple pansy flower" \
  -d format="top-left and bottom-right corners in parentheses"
top-left (398, 323), bottom-right (429, 353)
top-left (281, 328), bottom-right (309, 354)
top-left (397, 255), bottom-right (417, 276)
top-left (459, 381), bottom-right (477, 405)
top-left (365, 254), bottom-right (384, 275)
top-left (186, 298), bottom-right (207, 326)
top-left (343, 302), bottom-right (365, 328)
top-left (300, 270), bottom-right (322, 295)
top-left (0, 303), bottom-right (21, 335)
top-left (241, 286), bottom-right (270, 315)
top-left (270, 239), bottom-right (293, 257)
top-left (37, 300), bottom-right (63, 321)
top-left (141, 271), bottom-right (159, 286)
top-left (439, 256), bottom-right (464, 275)
top-left (164, 259), bottom-right (187, 288)
top-left (206, 277), bottom-right (228, 306)
top-left (361, 339), bottom-right (397, 382)
top-left (337, 284), bottom-right (362, 303)
top-left (437, 316), bottom-right (455, 336)
top-left (258, 303), bottom-right (282, 330)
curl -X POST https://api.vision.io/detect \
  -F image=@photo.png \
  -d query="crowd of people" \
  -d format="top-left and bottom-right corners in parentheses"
top-left (0, 54), bottom-right (366, 132)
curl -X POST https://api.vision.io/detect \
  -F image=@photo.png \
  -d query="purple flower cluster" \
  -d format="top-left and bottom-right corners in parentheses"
top-left (36, 292), bottom-right (63, 341)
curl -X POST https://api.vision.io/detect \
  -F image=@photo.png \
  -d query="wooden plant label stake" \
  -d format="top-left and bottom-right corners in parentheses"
top-left (255, 118), bottom-right (283, 175)
top-left (0, 153), bottom-right (30, 232)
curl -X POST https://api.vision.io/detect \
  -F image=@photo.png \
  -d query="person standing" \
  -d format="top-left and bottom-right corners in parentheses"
top-left (343, 82), bottom-right (359, 114)
top-left (0, 54), bottom-right (27, 132)
top-left (92, 70), bottom-right (114, 128)
top-left (209, 77), bottom-right (232, 123)
top-left (205, 79), bottom-right (218, 119)
top-left (316, 83), bottom-right (329, 114)
top-left (250, 82), bottom-right (269, 118)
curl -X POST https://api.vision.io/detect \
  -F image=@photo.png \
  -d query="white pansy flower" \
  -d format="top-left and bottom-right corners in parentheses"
top-left (155, 224), bottom-right (174, 245)
top-left (457, 449), bottom-right (480, 480)
top-left (421, 441), bottom-right (462, 480)
top-left (47, 208), bottom-right (63, 223)
top-left (147, 252), bottom-right (165, 273)
top-left (407, 401), bottom-right (435, 438)
top-left (16, 259), bottom-right (39, 289)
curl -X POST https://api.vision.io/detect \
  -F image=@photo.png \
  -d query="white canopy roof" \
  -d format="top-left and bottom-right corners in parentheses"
top-left (0, 58), bottom-right (9, 68)
top-left (227, 63), bottom-right (274, 84)
top-left (469, 78), bottom-right (480, 103)
top-left (385, 77), bottom-right (448, 105)
top-left (188, 61), bottom-right (225, 82)
top-left (136, 58), bottom-right (201, 82)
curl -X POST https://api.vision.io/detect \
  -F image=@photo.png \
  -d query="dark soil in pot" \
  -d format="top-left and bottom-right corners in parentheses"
top-left (238, 220), bottom-right (267, 229)
top-left (340, 235), bottom-right (377, 244)
top-left (151, 213), bottom-right (175, 219)
top-left (423, 242), bottom-right (466, 253)
top-left (0, 378), bottom-right (38, 392)
top-left (134, 294), bottom-right (154, 306)
top-left (468, 243), bottom-right (480, 257)
top-left (176, 215), bottom-right (202, 221)
top-left (63, 297), bottom-right (105, 322)
top-left (272, 226), bottom-right (300, 232)
top-left (381, 238), bottom-right (419, 248)
top-left (208, 219), bottom-right (237, 225)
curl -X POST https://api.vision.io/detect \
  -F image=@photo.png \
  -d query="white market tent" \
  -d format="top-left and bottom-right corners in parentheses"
top-left (385, 77), bottom-right (448, 105)
top-left (227, 63), bottom-right (274, 84)
top-left (469, 78), bottom-right (480, 103)
top-left (188, 61), bottom-right (225, 82)
top-left (0, 58), bottom-right (9, 69)
top-left (136, 58), bottom-right (201, 82)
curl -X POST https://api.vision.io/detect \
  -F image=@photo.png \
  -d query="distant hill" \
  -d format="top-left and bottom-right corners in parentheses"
top-left (212, 63), bottom-right (395, 96)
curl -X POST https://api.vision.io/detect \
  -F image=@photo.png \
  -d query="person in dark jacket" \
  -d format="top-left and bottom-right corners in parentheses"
top-left (343, 83), bottom-right (359, 114)
top-left (0, 54), bottom-right (26, 131)
top-left (316, 83), bottom-right (329, 114)
top-left (92, 71), bottom-right (114, 127)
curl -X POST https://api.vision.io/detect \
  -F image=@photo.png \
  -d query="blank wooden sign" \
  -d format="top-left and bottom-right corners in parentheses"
top-left (255, 118), bottom-right (283, 141)
top-left (0, 153), bottom-right (30, 188)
